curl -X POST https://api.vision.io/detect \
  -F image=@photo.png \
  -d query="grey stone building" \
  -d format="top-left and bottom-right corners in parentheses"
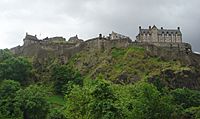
top-left (110, 31), bottom-right (129, 40)
top-left (136, 25), bottom-right (182, 43)
top-left (68, 35), bottom-right (83, 43)
top-left (23, 33), bottom-right (40, 46)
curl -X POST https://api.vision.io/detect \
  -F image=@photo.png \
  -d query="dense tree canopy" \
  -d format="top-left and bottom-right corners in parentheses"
top-left (0, 80), bottom-right (22, 119)
top-left (51, 64), bottom-right (83, 95)
top-left (16, 85), bottom-right (50, 119)
top-left (0, 50), bottom-right (32, 85)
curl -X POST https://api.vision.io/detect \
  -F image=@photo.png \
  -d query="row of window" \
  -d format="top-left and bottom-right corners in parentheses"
top-left (141, 34), bottom-right (181, 36)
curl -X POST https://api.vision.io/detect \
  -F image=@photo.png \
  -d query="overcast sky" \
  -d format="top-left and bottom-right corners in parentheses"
top-left (0, 0), bottom-right (199, 52)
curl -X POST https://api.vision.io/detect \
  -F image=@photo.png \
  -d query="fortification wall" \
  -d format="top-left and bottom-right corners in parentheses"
top-left (11, 35), bottom-right (196, 66)
top-left (130, 42), bottom-right (194, 65)
top-left (85, 38), bottom-right (131, 50)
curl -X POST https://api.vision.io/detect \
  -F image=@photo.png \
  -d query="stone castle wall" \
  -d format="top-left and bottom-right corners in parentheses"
top-left (11, 33), bottom-right (193, 64)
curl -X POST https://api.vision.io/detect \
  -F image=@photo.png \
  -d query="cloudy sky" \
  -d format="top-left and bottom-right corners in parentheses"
top-left (0, 0), bottom-right (199, 52)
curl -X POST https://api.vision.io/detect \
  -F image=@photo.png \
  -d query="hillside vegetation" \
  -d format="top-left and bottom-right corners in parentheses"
top-left (0, 46), bottom-right (200, 119)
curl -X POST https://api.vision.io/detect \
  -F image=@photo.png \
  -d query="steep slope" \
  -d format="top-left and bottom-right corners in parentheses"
top-left (67, 46), bottom-right (200, 89)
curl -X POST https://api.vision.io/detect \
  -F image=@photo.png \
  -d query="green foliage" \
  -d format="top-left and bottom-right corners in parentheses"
top-left (47, 95), bottom-right (66, 106)
top-left (0, 56), bottom-right (32, 85)
top-left (16, 85), bottom-right (50, 119)
top-left (1, 46), bottom-right (200, 119)
top-left (0, 80), bottom-right (22, 118)
top-left (129, 82), bottom-right (176, 119)
top-left (171, 88), bottom-right (200, 108)
top-left (89, 79), bottom-right (123, 119)
top-left (0, 49), bottom-right (13, 62)
top-left (67, 46), bottom-right (187, 84)
top-left (51, 64), bottom-right (83, 95)
top-left (65, 85), bottom-right (92, 119)
top-left (111, 48), bottom-right (126, 58)
top-left (48, 108), bottom-right (66, 119)
top-left (184, 106), bottom-right (200, 119)
top-left (65, 79), bottom-right (123, 119)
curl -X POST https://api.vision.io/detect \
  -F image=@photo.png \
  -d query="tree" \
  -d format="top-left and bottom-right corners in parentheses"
top-left (89, 80), bottom-right (123, 119)
top-left (171, 88), bottom-right (200, 109)
top-left (0, 56), bottom-right (32, 85)
top-left (129, 82), bottom-right (175, 119)
top-left (16, 85), bottom-right (49, 119)
top-left (0, 80), bottom-right (22, 118)
top-left (48, 108), bottom-right (66, 119)
top-left (0, 49), bottom-right (13, 62)
top-left (51, 65), bottom-right (83, 95)
top-left (65, 85), bottom-right (91, 119)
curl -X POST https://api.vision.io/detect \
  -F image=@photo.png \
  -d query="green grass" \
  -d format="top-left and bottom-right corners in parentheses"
top-left (66, 45), bottom-right (190, 83)
top-left (47, 95), bottom-right (66, 106)
top-left (111, 48), bottom-right (126, 58)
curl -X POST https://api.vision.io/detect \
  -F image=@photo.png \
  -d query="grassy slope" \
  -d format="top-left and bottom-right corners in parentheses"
top-left (67, 46), bottom-right (190, 84)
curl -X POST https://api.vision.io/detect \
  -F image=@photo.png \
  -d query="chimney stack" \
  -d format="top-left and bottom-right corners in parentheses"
top-left (149, 26), bottom-right (151, 29)
top-left (99, 34), bottom-right (102, 39)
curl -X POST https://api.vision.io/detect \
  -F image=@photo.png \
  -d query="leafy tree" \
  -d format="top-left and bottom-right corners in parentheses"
top-left (65, 85), bottom-right (92, 119)
top-left (129, 82), bottom-right (175, 119)
top-left (48, 108), bottom-right (66, 119)
top-left (183, 106), bottom-right (200, 119)
top-left (0, 80), bottom-right (22, 118)
top-left (51, 65), bottom-right (83, 95)
top-left (0, 56), bottom-right (32, 84)
top-left (171, 88), bottom-right (200, 109)
top-left (16, 85), bottom-right (49, 119)
top-left (90, 80), bottom-right (123, 119)
top-left (0, 49), bottom-right (13, 62)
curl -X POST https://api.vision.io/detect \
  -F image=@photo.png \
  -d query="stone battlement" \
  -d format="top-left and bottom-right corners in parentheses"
top-left (10, 29), bottom-right (193, 63)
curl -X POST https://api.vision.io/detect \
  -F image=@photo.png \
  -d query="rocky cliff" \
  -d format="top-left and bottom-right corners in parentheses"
top-left (10, 34), bottom-right (200, 89)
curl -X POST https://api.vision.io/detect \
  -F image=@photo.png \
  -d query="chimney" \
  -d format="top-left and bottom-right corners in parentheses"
top-left (161, 27), bottom-right (163, 30)
top-left (99, 34), bottom-right (102, 39)
top-left (139, 26), bottom-right (141, 30)
top-left (149, 26), bottom-right (151, 29)
top-left (177, 27), bottom-right (180, 30)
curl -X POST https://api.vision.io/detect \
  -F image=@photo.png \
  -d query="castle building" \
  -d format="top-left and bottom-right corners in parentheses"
top-left (23, 33), bottom-right (40, 46)
top-left (136, 25), bottom-right (182, 43)
top-left (110, 31), bottom-right (129, 40)
top-left (68, 35), bottom-right (83, 43)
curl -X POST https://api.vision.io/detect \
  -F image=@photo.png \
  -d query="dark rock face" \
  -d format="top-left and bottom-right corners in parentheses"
top-left (10, 35), bottom-right (200, 89)
top-left (149, 69), bottom-right (200, 90)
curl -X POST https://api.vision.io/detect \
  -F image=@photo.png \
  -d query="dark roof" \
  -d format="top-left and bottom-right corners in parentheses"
top-left (140, 28), bottom-right (181, 35)
top-left (158, 29), bottom-right (181, 35)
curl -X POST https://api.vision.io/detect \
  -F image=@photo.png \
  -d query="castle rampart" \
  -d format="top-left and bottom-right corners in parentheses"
top-left (10, 29), bottom-right (193, 63)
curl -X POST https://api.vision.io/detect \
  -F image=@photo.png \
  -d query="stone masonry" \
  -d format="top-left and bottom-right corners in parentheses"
top-left (136, 25), bottom-right (182, 43)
